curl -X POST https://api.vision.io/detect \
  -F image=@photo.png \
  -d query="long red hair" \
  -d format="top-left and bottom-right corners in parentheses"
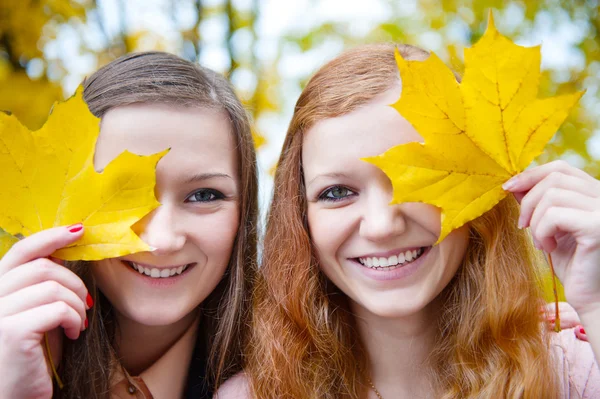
top-left (246, 44), bottom-right (559, 398)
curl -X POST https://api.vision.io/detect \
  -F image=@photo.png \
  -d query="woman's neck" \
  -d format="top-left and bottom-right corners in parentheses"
top-left (352, 299), bottom-right (440, 398)
top-left (114, 307), bottom-right (200, 375)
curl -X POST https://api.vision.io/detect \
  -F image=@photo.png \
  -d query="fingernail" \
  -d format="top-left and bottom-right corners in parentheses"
top-left (533, 239), bottom-right (541, 249)
top-left (517, 218), bottom-right (524, 229)
top-left (502, 176), bottom-right (517, 190)
top-left (86, 293), bottom-right (94, 309)
top-left (68, 223), bottom-right (83, 233)
top-left (549, 318), bottom-right (555, 323)
top-left (84, 318), bottom-right (88, 329)
top-left (580, 327), bottom-right (586, 334)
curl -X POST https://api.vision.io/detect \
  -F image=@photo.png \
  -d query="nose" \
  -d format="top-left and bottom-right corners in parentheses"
top-left (134, 205), bottom-right (186, 255)
top-left (359, 189), bottom-right (407, 241)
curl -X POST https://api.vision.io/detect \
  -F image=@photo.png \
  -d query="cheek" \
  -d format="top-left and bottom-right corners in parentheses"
top-left (440, 226), bottom-right (470, 277)
top-left (307, 211), bottom-right (340, 284)
top-left (307, 205), bottom-right (354, 261)
top-left (90, 259), bottom-right (119, 293)
top-left (403, 203), bottom-right (442, 236)
top-left (307, 206), bottom-right (334, 259)
top-left (190, 207), bottom-right (240, 259)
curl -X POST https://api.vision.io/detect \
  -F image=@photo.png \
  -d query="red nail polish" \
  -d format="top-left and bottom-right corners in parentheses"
top-left (68, 223), bottom-right (83, 233)
top-left (86, 293), bottom-right (94, 308)
top-left (580, 327), bottom-right (586, 335)
top-left (84, 318), bottom-right (88, 329)
top-left (549, 318), bottom-right (555, 323)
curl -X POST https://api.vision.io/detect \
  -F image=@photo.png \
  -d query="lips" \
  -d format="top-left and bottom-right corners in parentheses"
top-left (123, 260), bottom-right (195, 278)
top-left (356, 247), bottom-right (428, 270)
top-left (349, 246), bottom-right (433, 282)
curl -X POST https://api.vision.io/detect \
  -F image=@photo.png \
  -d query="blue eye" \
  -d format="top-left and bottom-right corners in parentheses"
top-left (318, 186), bottom-right (356, 202)
top-left (186, 189), bottom-right (224, 203)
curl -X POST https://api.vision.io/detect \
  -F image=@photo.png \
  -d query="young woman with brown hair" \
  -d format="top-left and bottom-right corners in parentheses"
top-left (0, 52), bottom-right (258, 399)
top-left (218, 44), bottom-right (600, 398)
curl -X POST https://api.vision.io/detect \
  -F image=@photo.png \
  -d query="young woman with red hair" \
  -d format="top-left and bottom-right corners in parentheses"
top-left (218, 44), bottom-right (600, 398)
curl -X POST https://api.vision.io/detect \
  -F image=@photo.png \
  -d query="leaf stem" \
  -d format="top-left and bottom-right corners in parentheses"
top-left (44, 332), bottom-right (64, 389)
top-left (547, 253), bottom-right (561, 332)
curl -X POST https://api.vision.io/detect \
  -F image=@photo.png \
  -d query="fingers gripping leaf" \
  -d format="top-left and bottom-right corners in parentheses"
top-left (365, 13), bottom-right (583, 242)
top-left (0, 87), bottom-right (167, 260)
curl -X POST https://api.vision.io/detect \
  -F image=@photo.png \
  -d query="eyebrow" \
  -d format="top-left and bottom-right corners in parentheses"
top-left (184, 173), bottom-right (234, 184)
top-left (307, 172), bottom-right (351, 187)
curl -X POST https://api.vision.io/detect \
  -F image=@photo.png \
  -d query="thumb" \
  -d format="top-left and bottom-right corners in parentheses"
top-left (0, 224), bottom-right (83, 272)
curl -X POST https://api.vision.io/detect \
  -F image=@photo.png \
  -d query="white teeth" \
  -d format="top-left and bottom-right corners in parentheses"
top-left (129, 262), bottom-right (190, 278)
top-left (358, 248), bottom-right (426, 270)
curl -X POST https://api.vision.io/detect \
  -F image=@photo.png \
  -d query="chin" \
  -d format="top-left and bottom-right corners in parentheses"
top-left (118, 299), bottom-right (197, 327)
top-left (354, 291), bottom-right (435, 319)
top-left (365, 301), bottom-right (426, 319)
top-left (130, 313), bottom-right (187, 327)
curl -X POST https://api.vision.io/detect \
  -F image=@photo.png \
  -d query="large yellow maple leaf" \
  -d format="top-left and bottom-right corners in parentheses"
top-left (0, 87), bottom-right (166, 261)
top-left (365, 14), bottom-right (583, 242)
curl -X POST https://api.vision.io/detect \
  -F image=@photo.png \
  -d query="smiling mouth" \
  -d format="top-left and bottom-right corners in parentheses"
top-left (123, 261), bottom-right (195, 279)
top-left (356, 247), bottom-right (428, 271)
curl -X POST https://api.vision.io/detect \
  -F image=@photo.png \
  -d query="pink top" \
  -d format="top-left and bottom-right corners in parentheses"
top-left (552, 328), bottom-right (600, 398)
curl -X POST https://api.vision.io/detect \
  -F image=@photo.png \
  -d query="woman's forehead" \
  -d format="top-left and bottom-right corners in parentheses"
top-left (93, 104), bottom-right (235, 172)
top-left (302, 90), bottom-right (422, 177)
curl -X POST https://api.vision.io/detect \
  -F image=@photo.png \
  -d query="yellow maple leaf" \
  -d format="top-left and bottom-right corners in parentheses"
top-left (0, 228), bottom-right (18, 258)
top-left (0, 87), bottom-right (167, 261)
top-left (365, 13), bottom-right (584, 243)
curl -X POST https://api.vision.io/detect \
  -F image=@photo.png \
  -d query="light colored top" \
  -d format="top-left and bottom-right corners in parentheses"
top-left (216, 327), bottom-right (600, 398)
top-left (552, 327), bottom-right (600, 398)
top-left (213, 373), bottom-right (250, 399)
top-left (109, 320), bottom-right (198, 399)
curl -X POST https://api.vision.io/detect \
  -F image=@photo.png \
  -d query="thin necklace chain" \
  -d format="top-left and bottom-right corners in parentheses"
top-left (366, 376), bottom-right (384, 399)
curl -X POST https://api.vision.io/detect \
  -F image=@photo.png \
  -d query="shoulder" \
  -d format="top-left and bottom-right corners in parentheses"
top-left (213, 372), bottom-right (251, 399)
top-left (550, 328), bottom-right (600, 398)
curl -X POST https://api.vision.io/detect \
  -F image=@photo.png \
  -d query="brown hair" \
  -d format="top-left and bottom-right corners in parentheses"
top-left (57, 52), bottom-right (258, 398)
top-left (246, 44), bottom-right (559, 398)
